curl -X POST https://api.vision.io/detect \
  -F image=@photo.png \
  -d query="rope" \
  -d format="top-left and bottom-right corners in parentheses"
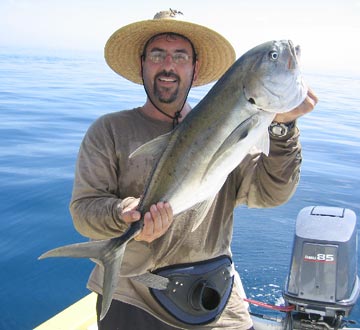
top-left (244, 298), bottom-right (295, 313)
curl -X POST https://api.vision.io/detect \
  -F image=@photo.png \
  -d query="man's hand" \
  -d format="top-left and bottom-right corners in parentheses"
top-left (274, 88), bottom-right (318, 123)
top-left (135, 202), bottom-right (173, 242)
top-left (120, 197), bottom-right (173, 243)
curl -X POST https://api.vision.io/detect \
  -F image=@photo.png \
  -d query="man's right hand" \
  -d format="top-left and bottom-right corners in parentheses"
top-left (120, 197), bottom-right (173, 243)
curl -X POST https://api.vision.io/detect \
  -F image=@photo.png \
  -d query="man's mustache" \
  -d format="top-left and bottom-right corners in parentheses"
top-left (155, 71), bottom-right (180, 81)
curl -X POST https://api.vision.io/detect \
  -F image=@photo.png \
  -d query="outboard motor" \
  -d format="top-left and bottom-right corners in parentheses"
top-left (283, 206), bottom-right (359, 329)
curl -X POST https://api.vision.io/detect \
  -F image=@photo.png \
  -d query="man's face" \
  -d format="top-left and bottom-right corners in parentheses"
top-left (141, 34), bottom-right (199, 108)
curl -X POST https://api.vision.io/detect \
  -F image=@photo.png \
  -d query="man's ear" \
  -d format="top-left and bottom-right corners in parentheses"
top-left (139, 55), bottom-right (145, 79)
top-left (192, 60), bottom-right (200, 85)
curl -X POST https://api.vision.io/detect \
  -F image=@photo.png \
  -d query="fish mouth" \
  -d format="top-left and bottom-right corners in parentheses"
top-left (287, 40), bottom-right (301, 69)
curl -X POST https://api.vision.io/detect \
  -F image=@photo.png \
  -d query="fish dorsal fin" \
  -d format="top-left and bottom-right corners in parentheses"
top-left (129, 132), bottom-right (172, 160)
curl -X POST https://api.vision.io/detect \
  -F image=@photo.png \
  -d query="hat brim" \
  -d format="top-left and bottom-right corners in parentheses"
top-left (104, 18), bottom-right (236, 87)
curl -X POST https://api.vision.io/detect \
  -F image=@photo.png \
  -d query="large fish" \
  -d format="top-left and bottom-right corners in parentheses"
top-left (39, 40), bottom-right (308, 319)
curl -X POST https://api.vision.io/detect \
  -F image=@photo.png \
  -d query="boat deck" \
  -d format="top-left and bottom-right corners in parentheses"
top-left (34, 293), bottom-right (97, 330)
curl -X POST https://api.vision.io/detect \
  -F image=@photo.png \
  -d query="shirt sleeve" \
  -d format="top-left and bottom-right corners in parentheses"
top-left (235, 125), bottom-right (302, 208)
top-left (69, 116), bottom-right (129, 240)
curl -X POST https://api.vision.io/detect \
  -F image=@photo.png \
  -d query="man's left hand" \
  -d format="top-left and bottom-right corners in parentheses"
top-left (274, 88), bottom-right (318, 123)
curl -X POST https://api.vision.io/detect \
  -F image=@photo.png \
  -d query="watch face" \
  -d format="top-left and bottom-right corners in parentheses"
top-left (270, 123), bottom-right (287, 137)
top-left (273, 125), bottom-right (286, 136)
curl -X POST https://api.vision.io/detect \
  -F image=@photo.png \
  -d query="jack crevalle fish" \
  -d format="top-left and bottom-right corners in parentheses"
top-left (39, 40), bottom-right (308, 319)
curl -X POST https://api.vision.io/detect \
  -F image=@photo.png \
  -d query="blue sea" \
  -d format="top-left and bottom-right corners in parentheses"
top-left (0, 49), bottom-right (359, 330)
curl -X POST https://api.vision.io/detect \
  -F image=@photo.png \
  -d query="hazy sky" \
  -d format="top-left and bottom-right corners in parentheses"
top-left (1, 0), bottom-right (359, 74)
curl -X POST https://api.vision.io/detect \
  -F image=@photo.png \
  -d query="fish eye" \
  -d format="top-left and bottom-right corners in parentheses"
top-left (248, 98), bottom-right (256, 105)
top-left (269, 50), bottom-right (278, 61)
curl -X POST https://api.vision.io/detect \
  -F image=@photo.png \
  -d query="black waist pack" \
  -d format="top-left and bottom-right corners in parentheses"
top-left (150, 255), bottom-right (234, 325)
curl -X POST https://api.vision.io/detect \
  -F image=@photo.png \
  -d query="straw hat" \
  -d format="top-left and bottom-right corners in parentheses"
top-left (104, 9), bottom-right (236, 87)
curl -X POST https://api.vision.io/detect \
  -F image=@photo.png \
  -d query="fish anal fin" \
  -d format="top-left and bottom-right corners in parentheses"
top-left (191, 198), bottom-right (216, 232)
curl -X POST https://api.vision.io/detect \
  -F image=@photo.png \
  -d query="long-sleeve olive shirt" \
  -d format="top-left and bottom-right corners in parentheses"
top-left (69, 107), bottom-right (301, 329)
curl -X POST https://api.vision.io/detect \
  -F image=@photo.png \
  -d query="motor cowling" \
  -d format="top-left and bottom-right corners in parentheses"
top-left (284, 206), bottom-right (359, 318)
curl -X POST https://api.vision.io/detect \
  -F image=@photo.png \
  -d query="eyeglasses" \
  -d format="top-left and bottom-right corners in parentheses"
top-left (146, 50), bottom-right (192, 65)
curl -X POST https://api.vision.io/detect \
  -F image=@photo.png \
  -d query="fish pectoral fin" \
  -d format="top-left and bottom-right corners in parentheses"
top-left (203, 114), bottom-right (272, 182)
top-left (100, 242), bottom-right (127, 320)
top-left (129, 132), bottom-right (172, 160)
top-left (208, 116), bottom-right (258, 171)
top-left (38, 239), bottom-right (112, 260)
top-left (199, 116), bottom-right (258, 185)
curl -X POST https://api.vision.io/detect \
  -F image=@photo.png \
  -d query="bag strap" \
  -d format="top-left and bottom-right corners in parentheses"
top-left (131, 272), bottom-right (169, 290)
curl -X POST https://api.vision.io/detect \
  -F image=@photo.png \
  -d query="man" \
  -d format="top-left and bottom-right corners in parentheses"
top-left (70, 10), bottom-right (318, 330)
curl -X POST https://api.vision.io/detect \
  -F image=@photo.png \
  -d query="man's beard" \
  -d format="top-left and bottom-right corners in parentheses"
top-left (154, 71), bottom-right (180, 104)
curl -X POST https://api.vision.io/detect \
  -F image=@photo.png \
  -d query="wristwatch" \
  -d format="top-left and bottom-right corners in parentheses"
top-left (269, 121), bottom-right (295, 138)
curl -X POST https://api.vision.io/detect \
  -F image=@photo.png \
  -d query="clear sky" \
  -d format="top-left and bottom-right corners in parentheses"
top-left (1, 0), bottom-right (359, 74)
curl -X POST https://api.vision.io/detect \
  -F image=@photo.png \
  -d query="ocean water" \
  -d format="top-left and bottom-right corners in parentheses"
top-left (0, 49), bottom-right (359, 330)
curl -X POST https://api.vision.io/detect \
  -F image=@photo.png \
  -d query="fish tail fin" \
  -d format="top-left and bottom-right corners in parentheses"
top-left (38, 220), bottom-right (142, 261)
top-left (100, 242), bottom-right (127, 320)
top-left (38, 222), bottom-right (142, 320)
top-left (39, 238), bottom-right (129, 320)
